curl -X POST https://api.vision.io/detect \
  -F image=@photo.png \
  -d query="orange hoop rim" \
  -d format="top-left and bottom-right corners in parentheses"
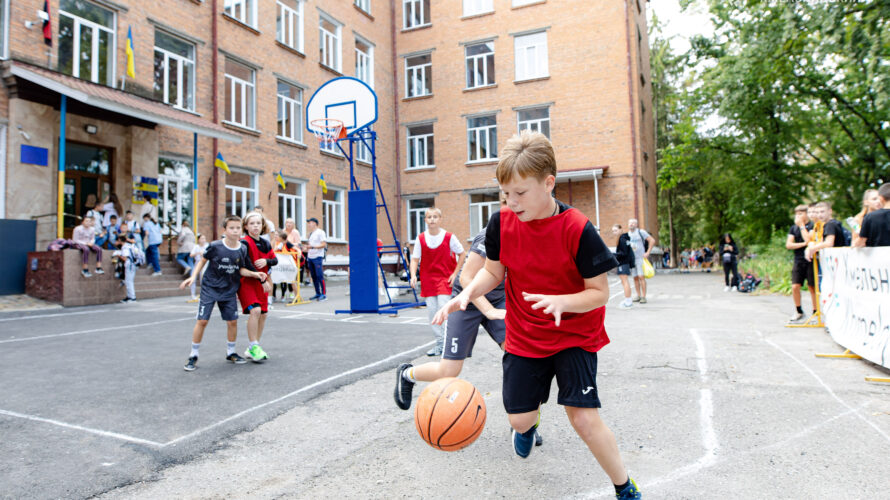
top-left (310, 118), bottom-right (345, 144)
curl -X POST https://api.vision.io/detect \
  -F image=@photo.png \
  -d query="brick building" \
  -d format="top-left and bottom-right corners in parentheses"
top-left (0, 0), bottom-right (654, 256)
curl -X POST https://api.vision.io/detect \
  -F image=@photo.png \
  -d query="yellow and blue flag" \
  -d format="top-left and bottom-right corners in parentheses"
top-left (214, 152), bottom-right (231, 174)
top-left (319, 174), bottom-right (328, 194)
top-left (275, 169), bottom-right (287, 190)
top-left (126, 26), bottom-right (135, 78)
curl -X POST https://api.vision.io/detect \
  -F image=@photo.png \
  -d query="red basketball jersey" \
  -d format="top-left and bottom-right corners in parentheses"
top-left (419, 231), bottom-right (456, 297)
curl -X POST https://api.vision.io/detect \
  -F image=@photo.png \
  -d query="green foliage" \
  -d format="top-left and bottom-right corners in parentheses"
top-left (739, 230), bottom-right (796, 295)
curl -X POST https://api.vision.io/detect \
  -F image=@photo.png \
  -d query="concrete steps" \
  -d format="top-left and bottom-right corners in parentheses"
top-left (132, 259), bottom-right (197, 300)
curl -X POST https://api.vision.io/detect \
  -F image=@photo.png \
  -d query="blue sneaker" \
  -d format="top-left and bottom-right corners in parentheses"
top-left (616, 478), bottom-right (641, 499)
top-left (308, 294), bottom-right (320, 301)
top-left (318, 295), bottom-right (327, 301)
top-left (512, 425), bottom-right (537, 458)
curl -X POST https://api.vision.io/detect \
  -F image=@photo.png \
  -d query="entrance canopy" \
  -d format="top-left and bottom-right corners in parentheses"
top-left (4, 61), bottom-right (241, 143)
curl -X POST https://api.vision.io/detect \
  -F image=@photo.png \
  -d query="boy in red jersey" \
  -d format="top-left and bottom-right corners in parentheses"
top-left (433, 132), bottom-right (641, 499)
top-left (239, 211), bottom-right (277, 362)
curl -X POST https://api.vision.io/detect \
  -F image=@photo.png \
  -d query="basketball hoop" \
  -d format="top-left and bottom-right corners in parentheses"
top-left (310, 118), bottom-right (346, 149)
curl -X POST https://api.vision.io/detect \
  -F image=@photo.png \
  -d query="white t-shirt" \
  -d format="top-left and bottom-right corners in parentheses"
top-left (629, 229), bottom-right (651, 259)
top-left (412, 230), bottom-right (465, 261)
top-left (102, 202), bottom-right (119, 228)
top-left (307, 229), bottom-right (326, 259)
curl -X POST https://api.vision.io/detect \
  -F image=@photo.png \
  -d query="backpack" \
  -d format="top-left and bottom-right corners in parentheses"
top-left (130, 245), bottom-right (146, 267)
top-left (841, 226), bottom-right (852, 247)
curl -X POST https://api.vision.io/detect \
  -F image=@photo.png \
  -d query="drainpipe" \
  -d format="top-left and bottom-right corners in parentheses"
top-left (624, 0), bottom-right (639, 221)
top-left (57, 95), bottom-right (67, 238)
top-left (390, 0), bottom-right (403, 240)
top-left (211, 0), bottom-right (220, 239)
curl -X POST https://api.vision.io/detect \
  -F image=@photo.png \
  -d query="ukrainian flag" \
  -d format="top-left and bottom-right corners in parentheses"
top-left (126, 27), bottom-right (135, 78)
top-left (275, 169), bottom-right (287, 190)
top-left (215, 152), bottom-right (231, 174)
top-left (319, 174), bottom-right (328, 194)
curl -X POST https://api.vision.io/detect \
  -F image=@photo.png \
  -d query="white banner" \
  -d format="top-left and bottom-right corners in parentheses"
top-left (819, 247), bottom-right (890, 369)
top-left (269, 253), bottom-right (298, 284)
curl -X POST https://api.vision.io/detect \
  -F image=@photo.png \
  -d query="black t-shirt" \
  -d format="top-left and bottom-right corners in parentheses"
top-left (860, 209), bottom-right (890, 247)
top-left (201, 240), bottom-right (252, 300)
top-left (485, 200), bottom-right (618, 279)
top-left (822, 219), bottom-right (846, 247)
top-left (788, 221), bottom-right (814, 262)
top-left (452, 229), bottom-right (505, 303)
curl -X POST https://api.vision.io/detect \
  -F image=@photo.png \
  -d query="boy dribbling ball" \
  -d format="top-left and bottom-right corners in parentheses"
top-left (433, 131), bottom-right (641, 499)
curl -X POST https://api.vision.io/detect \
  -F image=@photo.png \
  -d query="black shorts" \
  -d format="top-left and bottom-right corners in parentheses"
top-left (791, 259), bottom-right (814, 286)
top-left (442, 299), bottom-right (506, 361)
top-left (502, 347), bottom-right (601, 414)
top-left (196, 294), bottom-right (239, 321)
top-left (616, 263), bottom-right (631, 276)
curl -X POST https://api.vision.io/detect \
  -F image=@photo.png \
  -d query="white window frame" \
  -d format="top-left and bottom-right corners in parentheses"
top-left (517, 107), bottom-right (550, 138)
top-left (157, 158), bottom-right (193, 235)
top-left (276, 81), bottom-right (304, 144)
top-left (512, 0), bottom-right (542, 6)
top-left (58, 1), bottom-right (117, 86)
top-left (224, 59), bottom-right (256, 129)
top-left (469, 192), bottom-right (500, 238)
top-left (407, 198), bottom-right (434, 243)
top-left (224, 0), bottom-right (256, 28)
top-left (407, 124), bottom-right (434, 170)
top-left (463, 0), bottom-right (493, 16)
top-left (355, 35), bottom-right (374, 88)
top-left (356, 126), bottom-right (373, 164)
top-left (154, 31), bottom-right (196, 111)
top-left (467, 115), bottom-right (497, 163)
top-left (225, 169), bottom-right (258, 219)
top-left (278, 180), bottom-right (306, 235)
top-left (323, 188), bottom-right (346, 241)
top-left (276, 0), bottom-right (303, 52)
top-left (405, 54), bottom-right (432, 98)
top-left (319, 13), bottom-right (342, 72)
top-left (403, 0), bottom-right (430, 29)
top-left (355, 0), bottom-right (371, 14)
top-left (514, 31), bottom-right (549, 81)
top-left (465, 42), bottom-right (495, 89)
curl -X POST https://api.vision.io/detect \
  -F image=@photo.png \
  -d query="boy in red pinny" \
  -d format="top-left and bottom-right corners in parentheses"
top-left (409, 208), bottom-right (466, 356)
top-left (239, 212), bottom-right (277, 362)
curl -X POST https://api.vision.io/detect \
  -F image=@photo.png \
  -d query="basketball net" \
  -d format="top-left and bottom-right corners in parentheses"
top-left (310, 118), bottom-right (347, 150)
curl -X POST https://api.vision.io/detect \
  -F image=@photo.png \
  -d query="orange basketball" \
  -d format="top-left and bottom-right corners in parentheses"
top-left (414, 377), bottom-right (486, 452)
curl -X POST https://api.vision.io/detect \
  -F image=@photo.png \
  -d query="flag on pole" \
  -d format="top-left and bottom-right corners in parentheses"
top-left (126, 27), bottom-right (135, 78)
top-left (42, 1), bottom-right (52, 47)
top-left (318, 174), bottom-right (328, 194)
top-left (275, 170), bottom-right (287, 190)
top-left (214, 152), bottom-right (231, 174)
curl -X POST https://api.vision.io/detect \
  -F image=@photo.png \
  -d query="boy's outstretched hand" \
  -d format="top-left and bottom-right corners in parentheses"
top-left (431, 292), bottom-right (470, 325)
top-left (523, 291), bottom-right (567, 326)
top-left (179, 276), bottom-right (193, 289)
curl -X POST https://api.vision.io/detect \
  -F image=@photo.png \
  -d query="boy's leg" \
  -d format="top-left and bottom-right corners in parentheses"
top-left (226, 319), bottom-right (238, 342)
top-left (124, 262), bottom-right (136, 299)
top-left (411, 358), bottom-right (465, 382)
top-left (192, 319), bottom-right (209, 344)
top-left (91, 245), bottom-right (103, 269)
top-left (632, 276), bottom-right (642, 298)
top-left (246, 307), bottom-right (261, 342)
top-left (619, 274), bottom-right (631, 298)
top-left (503, 351), bottom-right (552, 457)
top-left (256, 312), bottom-right (267, 341)
top-left (564, 406), bottom-right (629, 485)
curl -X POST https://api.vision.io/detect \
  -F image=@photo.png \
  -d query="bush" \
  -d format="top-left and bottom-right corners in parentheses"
top-left (738, 230), bottom-right (805, 295)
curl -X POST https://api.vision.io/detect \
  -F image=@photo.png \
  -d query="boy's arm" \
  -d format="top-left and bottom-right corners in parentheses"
top-left (522, 273), bottom-right (609, 327)
top-left (785, 234), bottom-right (807, 250)
top-left (180, 258), bottom-right (208, 289)
top-left (432, 258), bottom-right (504, 325)
top-left (460, 252), bottom-right (502, 319)
top-left (239, 267), bottom-right (267, 281)
top-left (409, 257), bottom-right (419, 288)
top-left (448, 250), bottom-right (467, 287)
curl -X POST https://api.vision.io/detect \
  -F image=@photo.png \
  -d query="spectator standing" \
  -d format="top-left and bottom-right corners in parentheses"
top-left (114, 234), bottom-right (138, 302)
top-left (123, 211), bottom-right (142, 251)
top-left (786, 205), bottom-right (816, 321)
top-left (71, 215), bottom-right (105, 277)
top-left (104, 214), bottom-right (120, 250)
top-left (627, 218), bottom-right (655, 303)
top-left (611, 224), bottom-right (635, 309)
top-left (176, 223), bottom-right (197, 275)
top-left (805, 201), bottom-right (847, 262)
top-left (850, 189), bottom-right (882, 245)
top-left (305, 217), bottom-right (328, 301)
top-left (99, 193), bottom-right (123, 229)
top-left (283, 218), bottom-right (303, 300)
top-left (142, 213), bottom-right (164, 276)
top-left (720, 233), bottom-right (740, 292)
top-left (855, 183), bottom-right (890, 247)
top-left (189, 233), bottom-right (209, 300)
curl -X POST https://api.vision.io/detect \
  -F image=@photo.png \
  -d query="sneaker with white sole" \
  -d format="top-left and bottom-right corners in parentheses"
top-left (245, 344), bottom-right (268, 362)
top-left (512, 426), bottom-right (537, 458)
top-left (616, 478), bottom-right (642, 499)
top-left (183, 356), bottom-right (197, 371)
top-left (789, 312), bottom-right (804, 322)
top-left (226, 352), bottom-right (247, 364)
top-left (394, 363), bottom-right (414, 410)
top-left (619, 301), bottom-right (633, 309)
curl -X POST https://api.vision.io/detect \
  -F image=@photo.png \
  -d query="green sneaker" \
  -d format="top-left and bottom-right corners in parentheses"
top-left (246, 344), bottom-right (268, 362)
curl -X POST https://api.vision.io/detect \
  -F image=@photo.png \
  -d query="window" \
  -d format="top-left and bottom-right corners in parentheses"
top-left (1, 0), bottom-right (8, 59)
top-left (153, 31), bottom-right (196, 111)
top-left (277, 81), bottom-right (303, 143)
top-left (58, 0), bottom-right (116, 86)
top-left (465, 42), bottom-right (495, 89)
top-left (463, 0), bottom-right (492, 16)
top-left (514, 31), bottom-right (548, 81)
top-left (276, 0), bottom-right (303, 52)
top-left (512, 0), bottom-right (541, 6)
top-left (355, 37), bottom-right (374, 88)
top-left (403, 0), bottom-right (430, 29)
top-left (356, 127), bottom-right (373, 163)
top-left (407, 198), bottom-right (433, 242)
top-left (407, 124), bottom-right (434, 169)
top-left (517, 107), bottom-right (550, 138)
top-left (224, 0), bottom-right (256, 28)
top-left (158, 158), bottom-right (193, 235)
top-left (319, 14), bottom-right (342, 72)
top-left (405, 54), bottom-right (432, 97)
top-left (469, 193), bottom-right (500, 237)
top-left (323, 188), bottom-right (345, 241)
top-left (355, 0), bottom-right (370, 14)
top-left (224, 59), bottom-right (256, 129)
top-left (278, 180), bottom-right (305, 235)
top-left (225, 169), bottom-right (257, 219)
top-left (467, 115), bottom-right (497, 162)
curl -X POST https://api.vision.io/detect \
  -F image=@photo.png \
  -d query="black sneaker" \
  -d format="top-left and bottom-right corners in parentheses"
top-left (512, 425), bottom-right (537, 458)
top-left (535, 429), bottom-right (543, 447)
top-left (394, 363), bottom-right (414, 410)
top-left (184, 356), bottom-right (197, 371)
top-left (226, 352), bottom-right (247, 364)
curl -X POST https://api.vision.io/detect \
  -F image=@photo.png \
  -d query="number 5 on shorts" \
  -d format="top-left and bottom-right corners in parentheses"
top-left (451, 337), bottom-right (459, 354)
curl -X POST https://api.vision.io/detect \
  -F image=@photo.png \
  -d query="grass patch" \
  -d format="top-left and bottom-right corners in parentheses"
top-left (739, 231), bottom-right (813, 296)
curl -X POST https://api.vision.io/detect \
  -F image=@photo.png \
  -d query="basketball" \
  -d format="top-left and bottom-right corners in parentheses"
top-left (414, 377), bottom-right (486, 451)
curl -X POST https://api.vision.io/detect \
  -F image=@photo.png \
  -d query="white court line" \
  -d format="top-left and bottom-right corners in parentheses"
top-left (0, 409), bottom-right (163, 447)
top-left (163, 340), bottom-right (436, 446)
top-left (758, 330), bottom-right (890, 444)
top-left (0, 309), bottom-right (109, 322)
top-left (0, 317), bottom-right (193, 344)
top-left (339, 315), bottom-right (366, 322)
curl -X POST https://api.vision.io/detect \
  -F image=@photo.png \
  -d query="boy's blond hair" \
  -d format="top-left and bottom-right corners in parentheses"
top-left (242, 211), bottom-right (264, 232)
top-left (496, 131), bottom-right (556, 184)
top-left (424, 207), bottom-right (442, 218)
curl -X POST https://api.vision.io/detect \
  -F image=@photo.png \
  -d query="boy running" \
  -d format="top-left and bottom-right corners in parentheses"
top-left (433, 132), bottom-right (641, 499)
top-left (179, 215), bottom-right (267, 371)
top-left (238, 212), bottom-right (277, 362)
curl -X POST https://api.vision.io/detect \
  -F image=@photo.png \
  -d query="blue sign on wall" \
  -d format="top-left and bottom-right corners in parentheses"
top-left (20, 145), bottom-right (49, 166)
